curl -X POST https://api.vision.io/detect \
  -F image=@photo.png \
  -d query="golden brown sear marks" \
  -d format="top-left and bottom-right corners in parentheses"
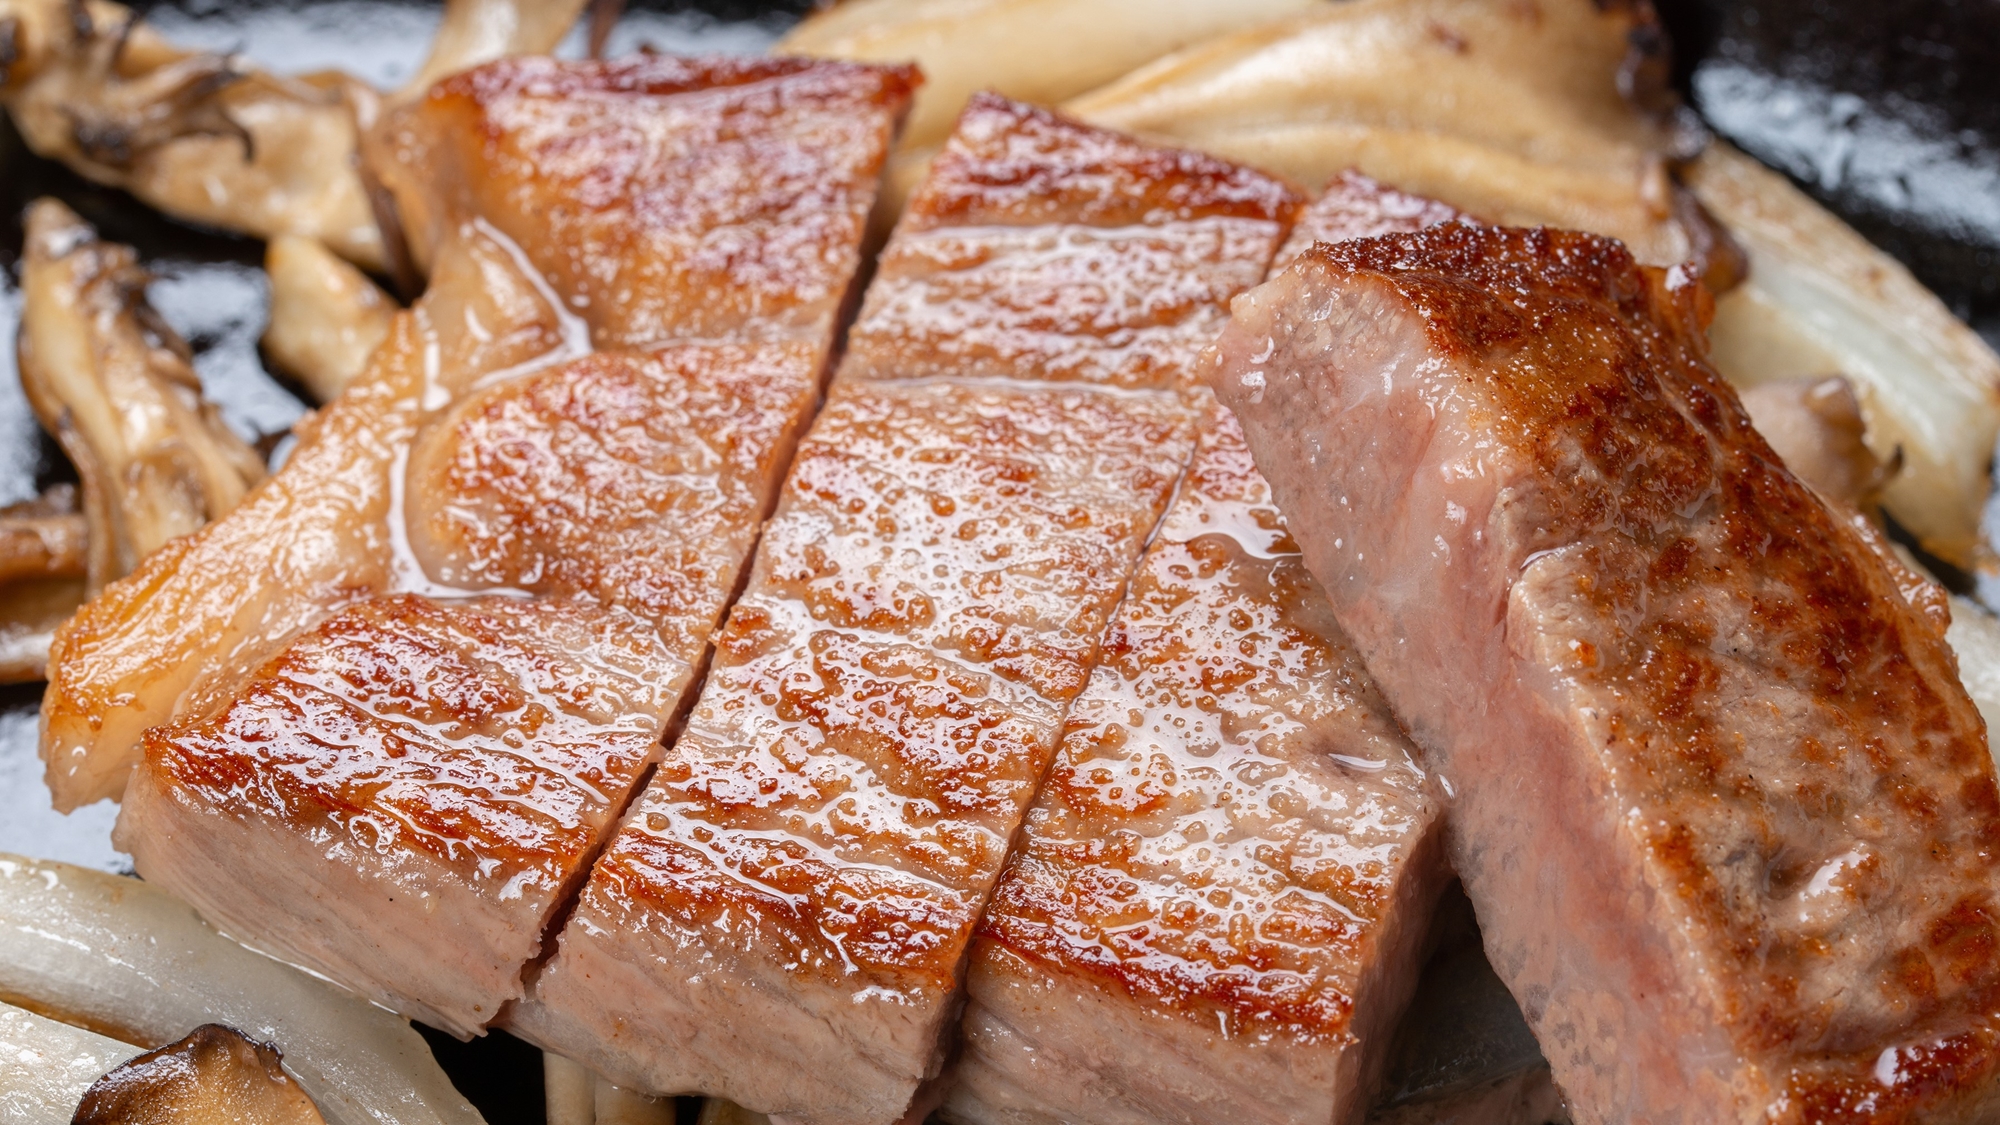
top-left (406, 343), bottom-right (822, 659)
top-left (147, 595), bottom-right (677, 886)
top-left (525, 381), bottom-right (1198, 1125)
top-left (900, 93), bottom-right (1300, 233)
top-left (51, 55), bottom-right (911, 1039)
top-left (842, 94), bottom-right (1299, 390)
top-left (371, 55), bottom-right (918, 347)
top-left (123, 594), bottom-right (682, 1035)
top-left (519, 98), bottom-right (1296, 1125)
top-left (951, 401), bottom-right (1446, 1125)
top-left (946, 172), bottom-right (1463, 1125)
top-left (1212, 221), bottom-right (2000, 1123)
top-left (635, 379), bottom-right (1193, 952)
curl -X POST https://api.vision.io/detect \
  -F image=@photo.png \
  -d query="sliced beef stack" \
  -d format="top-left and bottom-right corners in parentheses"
top-left (46, 56), bottom-right (914, 1036)
top-left (944, 176), bottom-right (1463, 1125)
top-left (1213, 224), bottom-right (2000, 1123)
top-left (511, 95), bottom-right (1300, 1125)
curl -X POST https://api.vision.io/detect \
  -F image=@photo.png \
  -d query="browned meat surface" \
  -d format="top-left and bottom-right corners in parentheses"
top-left (123, 594), bottom-right (682, 1033)
top-left (51, 56), bottom-right (910, 1036)
top-left (1277, 171), bottom-right (1465, 270)
top-left (945, 398), bottom-right (1446, 1125)
top-left (1211, 223), bottom-right (2000, 1123)
top-left (842, 95), bottom-right (1294, 391)
top-left (512, 96), bottom-right (1299, 1125)
top-left (941, 175), bottom-right (1463, 1125)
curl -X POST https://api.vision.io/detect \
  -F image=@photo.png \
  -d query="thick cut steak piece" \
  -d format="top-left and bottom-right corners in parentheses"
top-left (122, 595), bottom-right (680, 1034)
top-left (946, 400), bottom-right (1446, 1125)
top-left (515, 95), bottom-right (1298, 1125)
top-left (1211, 223), bottom-right (2000, 1124)
top-left (843, 96), bottom-right (1291, 392)
top-left (64, 56), bottom-right (911, 1036)
top-left (943, 175), bottom-right (1463, 1125)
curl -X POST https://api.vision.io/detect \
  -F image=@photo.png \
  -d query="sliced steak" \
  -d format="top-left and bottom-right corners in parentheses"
top-left (1277, 171), bottom-right (1465, 270)
top-left (1211, 223), bottom-right (2000, 1123)
top-left (513, 96), bottom-right (1299, 1125)
top-left (83, 56), bottom-right (911, 1035)
top-left (946, 398), bottom-right (1447, 1125)
top-left (943, 175), bottom-right (1462, 1125)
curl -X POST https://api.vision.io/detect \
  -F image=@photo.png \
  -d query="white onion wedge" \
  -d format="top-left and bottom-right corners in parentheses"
top-left (0, 999), bottom-right (141, 1124)
top-left (0, 854), bottom-right (483, 1125)
top-left (780, 0), bottom-right (1320, 151)
top-left (1689, 144), bottom-right (2000, 567)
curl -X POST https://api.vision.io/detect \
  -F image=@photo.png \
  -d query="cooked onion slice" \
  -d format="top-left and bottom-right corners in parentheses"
top-left (779, 0), bottom-right (1319, 153)
top-left (1950, 596), bottom-right (2000, 764)
top-left (0, 999), bottom-right (142, 1124)
top-left (0, 854), bottom-right (482, 1125)
top-left (1689, 143), bottom-right (2000, 568)
top-left (779, 0), bottom-right (1319, 225)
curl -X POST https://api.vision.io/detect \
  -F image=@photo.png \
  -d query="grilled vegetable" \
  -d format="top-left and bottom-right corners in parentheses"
top-left (0, 999), bottom-right (141, 1124)
top-left (73, 1024), bottom-right (328, 1125)
top-left (1064, 0), bottom-right (1727, 280)
top-left (0, 484), bottom-right (88, 682)
top-left (779, 0), bottom-right (1322, 222)
top-left (18, 197), bottom-right (265, 594)
top-left (1689, 142), bottom-right (2000, 568)
top-left (0, 0), bottom-right (591, 271)
top-left (0, 854), bottom-right (483, 1125)
top-left (261, 235), bottom-right (396, 403)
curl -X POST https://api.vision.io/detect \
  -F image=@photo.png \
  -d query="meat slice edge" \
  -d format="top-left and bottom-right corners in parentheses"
top-left (512, 95), bottom-right (1300, 1125)
top-left (942, 175), bottom-right (1465, 1125)
top-left (72, 56), bottom-right (913, 1035)
top-left (1210, 222), bottom-right (2000, 1123)
top-left (947, 400), bottom-right (1448, 1125)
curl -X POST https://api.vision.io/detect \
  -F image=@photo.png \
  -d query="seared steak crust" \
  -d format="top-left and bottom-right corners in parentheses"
top-left (1211, 222), bottom-right (2000, 1123)
top-left (943, 175), bottom-right (1464, 1125)
top-left (66, 55), bottom-right (911, 1035)
top-left (517, 96), bottom-right (1297, 1125)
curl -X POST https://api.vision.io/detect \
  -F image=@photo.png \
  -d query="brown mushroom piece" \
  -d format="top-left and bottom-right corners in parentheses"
top-left (0, 483), bottom-right (88, 682)
top-left (0, 0), bottom-right (592, 273)
top-left (260, 235), bottom-right (396, 403)
top-left (72, 1024), bottom-right (328, 1125)
top-left (19, 197), bottom-right (266, 593)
